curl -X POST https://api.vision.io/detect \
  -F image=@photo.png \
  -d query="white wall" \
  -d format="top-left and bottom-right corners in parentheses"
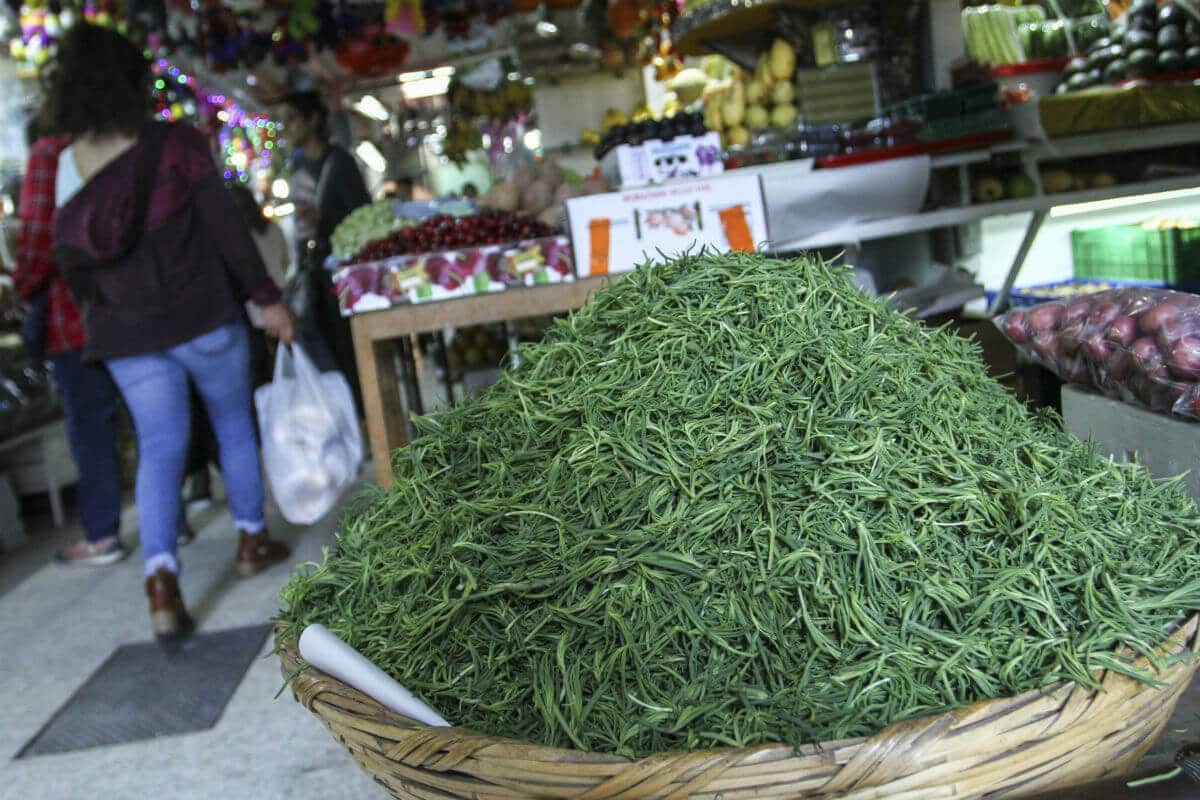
top-left (533, 70), bottom-right (644, 150)
top-left (974, 193), bottom-right (1200, 290)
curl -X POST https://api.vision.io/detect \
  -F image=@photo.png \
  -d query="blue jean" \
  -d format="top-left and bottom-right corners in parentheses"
top-left (107, 322), bottom-right (266, 576)
top-left (48, 350), bottom-right (122, 544)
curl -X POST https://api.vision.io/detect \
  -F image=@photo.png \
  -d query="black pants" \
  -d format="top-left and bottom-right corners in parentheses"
top-left (301, 261), bottom-right (363, 415)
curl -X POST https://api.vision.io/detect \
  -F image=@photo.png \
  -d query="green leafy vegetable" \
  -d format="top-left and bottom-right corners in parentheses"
top-left (282, 252), bottom-right (1200, 759)
top-left (330, 200), bottom-right (417, 259)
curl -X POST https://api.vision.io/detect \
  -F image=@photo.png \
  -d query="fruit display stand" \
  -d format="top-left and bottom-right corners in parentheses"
top-left (351, 277), bottom-right (614, 489)
top-left (333, 236), bottom-right (574, 315)
top-left (761, 119), bottom-right (1200, 313)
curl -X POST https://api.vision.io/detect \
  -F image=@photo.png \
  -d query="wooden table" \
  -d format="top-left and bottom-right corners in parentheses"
top-left (352, 277), bottom-right (612, 489)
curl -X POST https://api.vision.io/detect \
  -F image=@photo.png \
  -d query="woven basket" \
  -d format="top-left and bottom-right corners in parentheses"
top-left (277, 615), bottom-right (1200, 799)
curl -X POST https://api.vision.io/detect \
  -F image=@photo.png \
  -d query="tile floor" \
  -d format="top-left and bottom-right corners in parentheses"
top-left (0, 483), bottom-right (378, 800)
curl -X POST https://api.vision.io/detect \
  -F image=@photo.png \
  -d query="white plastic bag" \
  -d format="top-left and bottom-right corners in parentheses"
top-left (255, 343), bottom-right (362, 525)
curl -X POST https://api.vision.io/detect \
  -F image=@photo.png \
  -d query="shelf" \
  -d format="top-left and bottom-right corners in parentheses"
top-left (768, 172), bottom-right (1200, 251)
top-left (673, 0), bottom-right (856, 58)
top-left (1032, 120), bottom-right (1200, 161)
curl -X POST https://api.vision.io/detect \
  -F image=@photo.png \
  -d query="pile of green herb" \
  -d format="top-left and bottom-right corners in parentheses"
top-left (282, 252), bottom-right (1200, 758)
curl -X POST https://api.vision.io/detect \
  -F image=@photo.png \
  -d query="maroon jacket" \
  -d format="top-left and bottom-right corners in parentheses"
top-left (54, 122), bottom-right (282, 362)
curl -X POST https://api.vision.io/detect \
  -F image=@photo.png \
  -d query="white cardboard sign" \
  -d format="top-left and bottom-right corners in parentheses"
top-left (566, 172), bottom-right (768, 278)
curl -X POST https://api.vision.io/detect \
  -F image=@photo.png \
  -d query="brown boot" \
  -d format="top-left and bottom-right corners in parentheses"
top-left (236, 530), bottom-right (291, 577)
top-left (145, 568), bottom-right (194, 641)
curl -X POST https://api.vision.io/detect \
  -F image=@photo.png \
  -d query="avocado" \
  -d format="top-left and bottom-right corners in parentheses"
top-left (1159, 49), bottom-right (1186, 73)
top-left (1065, 55), bottom-right (1089, 76)
top-left (1088, 37), bottom-right (1113, 54)
top-left (1088, 68), bottom-right (1104, 85)
top-left (1130, 0), bottom-right (1158, 19)
top-left (1125, 29), bottom-right (1156, 51)
top-left (1128, 0), bottom-right (1158, 32)
top-left (1160, 4), bottom-right (1188, 28)
top-left (1087, 45), bottom-right (1122, 71)
top-left (1159, 25), bottom-right (1185, 51)
top-left (1129, 47), bottom-right (1159, 70)
top-left (1187, 45), bottom-right (1200, 69)
top-left (1188, 20), bottom-right (1200, 45)
top-left (1066, 73), bottom-right (1093, 92)
top-left (1104, 58), bottom-right (1128, 84)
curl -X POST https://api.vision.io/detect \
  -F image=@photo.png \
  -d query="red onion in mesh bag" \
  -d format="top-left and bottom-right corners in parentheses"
top-left (1103, 316), bottom-right (1138, 348)
top-left (1002, 311), bottom-right (1030, 345)
top-left (1168, 335), bottom-right (1200, 381)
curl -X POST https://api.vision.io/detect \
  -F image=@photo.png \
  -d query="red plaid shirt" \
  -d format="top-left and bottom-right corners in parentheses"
top-left (14, 135), bottom-right (84, 355)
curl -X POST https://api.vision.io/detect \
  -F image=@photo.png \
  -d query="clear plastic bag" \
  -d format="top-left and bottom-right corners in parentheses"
top-left (996, 288), bottom-right (1200, 418)
top-left (255, 343), bottom-right (363, 525)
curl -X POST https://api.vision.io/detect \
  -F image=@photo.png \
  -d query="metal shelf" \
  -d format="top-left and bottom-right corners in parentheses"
top-left (768, 172), bottom-right (1200, 252)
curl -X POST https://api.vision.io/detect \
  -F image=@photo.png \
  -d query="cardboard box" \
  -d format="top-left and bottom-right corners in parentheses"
top-left (566, 173), bottom-right (769, 278)
top-left (599, 133), bottom-right (724, 189)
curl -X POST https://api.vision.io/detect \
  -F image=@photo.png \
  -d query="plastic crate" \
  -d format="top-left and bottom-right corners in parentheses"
top-left (1071, 224), bottom-right (1200, 287)
top-left (989, 278), bottom-right (1166, 309)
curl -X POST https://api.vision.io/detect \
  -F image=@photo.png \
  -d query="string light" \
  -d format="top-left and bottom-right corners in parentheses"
top-left (151, 61), bottom-right (278, 179)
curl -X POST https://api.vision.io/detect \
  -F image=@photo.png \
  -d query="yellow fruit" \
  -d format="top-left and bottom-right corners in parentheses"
top-left (745, 105), bottom-right (770, 129)
top-left (973, 177), bottom-right (1005, 204)
top-left (669, 68), bottom-right (709, 105)
top-left (746, 80), bottom-right (768, 106)
top-left (770, 103), bottom-right (798, 128)
top-left (703, 95), bottom-right (724, 131)
top-left (769, 39), bottom-right (796, 81)
top-left (1041, 170), bottom-right (1074, 194)
top-left (727, 126), bottom-right (751, 147)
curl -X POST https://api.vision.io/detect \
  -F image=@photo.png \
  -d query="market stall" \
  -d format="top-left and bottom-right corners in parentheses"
top-left (8, 0), bottom-right (1200, 794)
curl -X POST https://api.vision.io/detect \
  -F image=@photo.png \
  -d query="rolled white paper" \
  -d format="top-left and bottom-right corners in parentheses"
top-left (299, 623), bottom-right (451, 727)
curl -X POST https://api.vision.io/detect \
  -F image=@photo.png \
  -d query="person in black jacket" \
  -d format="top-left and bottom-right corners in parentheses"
top-left (280, 91), bottom-right (369, 409)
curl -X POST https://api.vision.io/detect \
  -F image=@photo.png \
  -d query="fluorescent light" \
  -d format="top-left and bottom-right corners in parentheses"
top-left (402, 76), bottom-right (451, 100)
top-left (399, 67), bottom-right (454, 83)
top-left (1050, 187), bottom-right (1200, 218)
top-left (273, 202), bottom-right (295, 216)
top-left (353, 94), bottom-right (391, 122)
top-left (523, 129), bottom-right (542, 150)
top-left (271, 178), bottom-right (290, 199)
top-left (355, 141), bottom-right (388, 174)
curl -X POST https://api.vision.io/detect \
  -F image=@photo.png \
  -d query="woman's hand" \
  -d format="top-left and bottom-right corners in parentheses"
top-left (260, 303), bottom-right (296, 345)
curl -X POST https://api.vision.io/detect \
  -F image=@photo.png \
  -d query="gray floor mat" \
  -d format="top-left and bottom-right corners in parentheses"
top-left (17, 623), bottom-right (271, 758)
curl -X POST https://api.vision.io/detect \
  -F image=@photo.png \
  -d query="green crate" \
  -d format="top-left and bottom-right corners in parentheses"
top-left (1071, 224), bottom-right (1200, 286)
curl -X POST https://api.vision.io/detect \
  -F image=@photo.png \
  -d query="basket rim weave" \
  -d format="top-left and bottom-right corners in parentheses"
top-left (276, 615), bottom-right (1200, 799)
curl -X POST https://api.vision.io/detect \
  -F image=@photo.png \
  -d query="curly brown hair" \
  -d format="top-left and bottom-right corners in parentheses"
top-left (45, 24), bottom-right (150, 137)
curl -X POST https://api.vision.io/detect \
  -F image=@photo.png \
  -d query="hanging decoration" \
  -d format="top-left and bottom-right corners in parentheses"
top-left (628, 0), bottom-right (683, 80)
top-left (9, 0), bottom-right (122, 75)
top-left (151, 60), bottom-right (278, 183)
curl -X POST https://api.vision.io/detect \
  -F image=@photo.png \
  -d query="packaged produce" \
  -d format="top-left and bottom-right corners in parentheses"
top-left (283, 252), bottom-right (1200, 759)
top-left (997, 287), bottom-right (1200, 418)
top-left (962, 4), bottom-right (1047, 66)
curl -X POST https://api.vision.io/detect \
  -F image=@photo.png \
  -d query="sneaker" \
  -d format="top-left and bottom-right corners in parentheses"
top-left (55, 536), bottom-right (129, 567)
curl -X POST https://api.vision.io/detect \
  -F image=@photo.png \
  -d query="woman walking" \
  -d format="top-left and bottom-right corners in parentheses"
top-left (49, 24), bottom-right (295, 640)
